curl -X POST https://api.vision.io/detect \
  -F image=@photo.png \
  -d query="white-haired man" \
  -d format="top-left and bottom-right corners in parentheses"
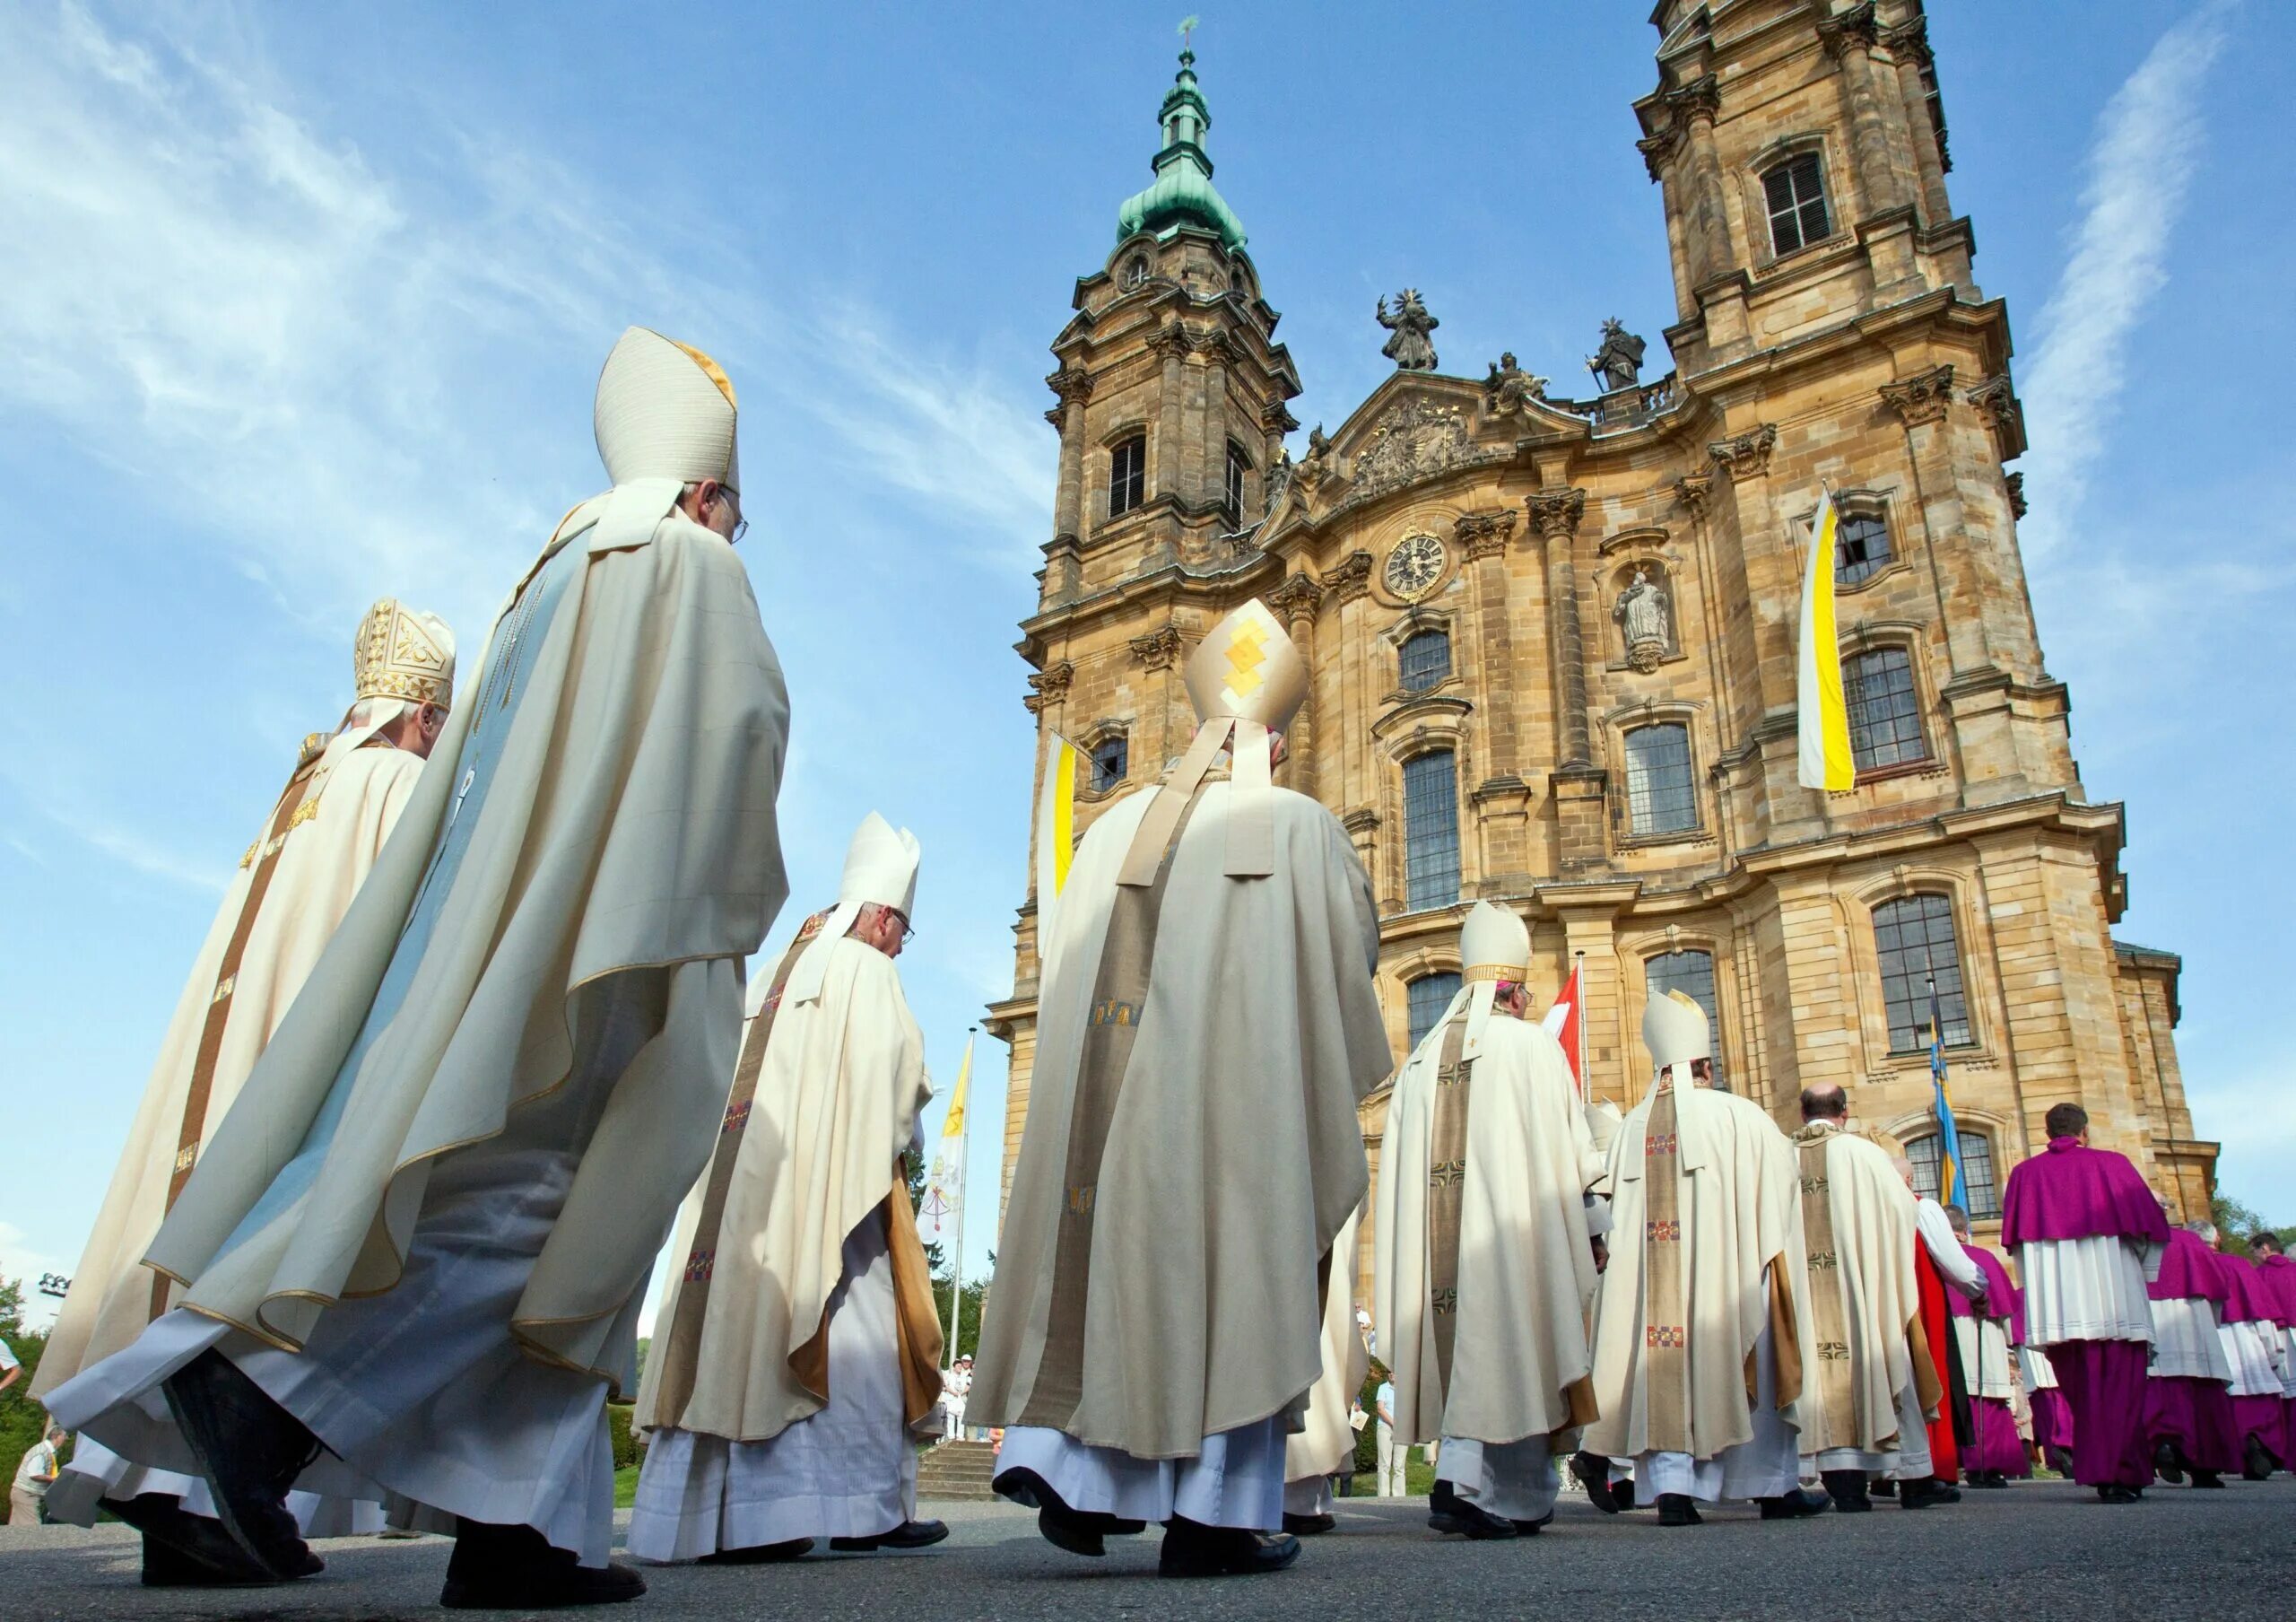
top-left (632, 814), bottom-right (946, 1565)
top-left (48, 327), bottom-right (790, 1608)
top-left (36, 599), bottom-right (454, 1583)
top-left (971, 599), bottom-right (1389, 1579)
top-left (1375, 901), bottom-right (1605, 1539)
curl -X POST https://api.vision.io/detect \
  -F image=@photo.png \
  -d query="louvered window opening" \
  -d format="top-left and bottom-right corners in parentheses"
top-left (1109, 435), bottom-right (1146, 518)
top-left (1764, 153), bottom-right (1831, 256)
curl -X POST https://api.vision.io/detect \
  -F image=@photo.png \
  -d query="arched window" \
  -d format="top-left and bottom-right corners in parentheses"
top-left (1397, 629), bottom-right (1452, 693)
top-left (1402, 750), bottom-right (1461, 911)
top-left (1407, 971), bottom-right (1462, 1049)
top-left (1224, 440), bottom-right (1249, 523)
top-left (1762, 152), bottom-right (1831, 257)
top-left (1623, 722), bottom-right (1697, 835)
top-left (1835, 511), bottom-right (1893, 587)
top-left (1845, 647), bottom-right (1926, 770)
top-left (1124, 256), bottom-right (1149, 290)
top-left (1645, 949), bottom-right (1718, 1068)
top-left (1089, 733), bottom-right (1128, 793)
top-left (1874, 892), bottom-right (1970, 1053)
top-left (1907, 1129), bottom-right (2000, 1220)
top-left (1109, 433), bottom-right (1146, 518)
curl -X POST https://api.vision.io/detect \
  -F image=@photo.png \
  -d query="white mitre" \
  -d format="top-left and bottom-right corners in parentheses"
top-left (1457, 900), bottom-right (1530, 1059)
top-left (787, 811), bottom-right (922, 1006)
top-left (1121, 598), bottom-right (1309, 885)
top-left (552, 327), bottom-right (743, 557)
top-left (1641, 987), bottom-right (1710, 1085)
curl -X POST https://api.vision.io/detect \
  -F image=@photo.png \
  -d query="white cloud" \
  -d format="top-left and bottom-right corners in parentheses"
top-left (2017, 2), bottom-right (2231, 562)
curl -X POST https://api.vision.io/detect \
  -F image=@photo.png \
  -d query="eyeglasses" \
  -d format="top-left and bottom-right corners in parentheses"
top-left (729, 517), bottom-right (749, 545)
top-left (887, 908), bottom-right (916, 946)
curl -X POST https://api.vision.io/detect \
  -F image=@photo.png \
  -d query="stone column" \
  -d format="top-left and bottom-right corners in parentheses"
top-left (1270, 572), bottom-right (1324, 802)
top-left (1818, 4), bottom-right (1905, 219)
top-left (1670, 77), bottom-right (1729, 289)
top-left (1528, 488), bottom-right (1590, 767)
top-left (1152, 321), bottom-right (1188, 505)
top-left (1046, 366), bottom-right (1092, 544)
top-left (1543, 885), bottom-right (1639, 1109)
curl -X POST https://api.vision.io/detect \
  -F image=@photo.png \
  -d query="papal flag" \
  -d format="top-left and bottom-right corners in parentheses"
top-left (1796, 489), bottom-right (1856, 792)
top-left (917, 1032), bottom-right (973, 1248)
top-left (1034, 731), bottom-right (1081, 941)
top-left (1540, 958), bottom-right (1585, 1095)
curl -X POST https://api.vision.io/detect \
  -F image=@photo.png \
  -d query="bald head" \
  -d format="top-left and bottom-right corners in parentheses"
top-left (1799, 1083), bottom-right (1848, 1123)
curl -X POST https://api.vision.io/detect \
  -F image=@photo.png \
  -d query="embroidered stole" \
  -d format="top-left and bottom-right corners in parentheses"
top-left (150, 733), bottom-right (330, 1320)
top-left (1796, 1131), bottom-right (1866, 1450)
top-left (648, 910), bottom-right (827, 1426)
top-left (1639, 1080), bottom-right (1692, 1452)
top-left (1018, 783), bottom-right (1205, 1428)
top-left (1415, 1012), bottom-right (1473, 1437)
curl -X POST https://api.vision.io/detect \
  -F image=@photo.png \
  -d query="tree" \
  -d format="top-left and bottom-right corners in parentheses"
top-left (0, 1278), bottom-right (58, 1503)
top-left (2211, 1193), bottom-right (2295, 1256)
top-left (929, 1273), bottom-right (990, 1362)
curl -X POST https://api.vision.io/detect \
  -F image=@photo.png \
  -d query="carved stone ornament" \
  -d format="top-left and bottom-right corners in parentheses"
top-left (1329, 551), bottom-right (1376, 606)
top-left (1130, 625), bottom-right (1183, 670)
top-left (1045, 367), bottom-right (1094, 408)
top-left (1637, 125), bottom-right (1683, 183)
top-left (1587, 319), bottom-right (1648, 394)
top-left (2005, 471), bottom-right (2028, 519)
top-left (1674, 472), bottom-right (1714, 516)
top-left (1269, 571), bottom-right (1324, 624)
top-left (1455, 507), bottom-right (1518, 560)
top-left (1526, 486), bottom-right (1588, 541)
top-left (1882, 16), bottom-right (1934, 67)
top-left (1708, 423), bottom-right (1779, 482)
top-left (1262, 399), bottom-right (1301, 434)
top-left (1023, 659), bottom-right (1074, 714)
top-left (1878, 363), bottom-right (1956, 428)
top-left (1666, 74), bottom-right (1720, 126)
top-left (1148, 321), bottom-right (1192, 360)
top-left (1483, 353), bottom-right (1549, 416)
top-left (1966, 373), bottom-right (2024, 439)
top-left (1612, 564), bottom-right (1674, 673)
top-left (1351, 397), bottom-right (1475, 499)
top-left (1817, 1), bottom-right (1880, 58)
top-left (1376, 289), bottom-right (1440, 371)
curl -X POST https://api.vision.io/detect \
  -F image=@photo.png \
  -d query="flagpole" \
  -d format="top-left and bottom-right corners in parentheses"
top-left (1573, 950), bottom-right (1587, 1097)
top-left (944, 1026), bottom-right (978, 1380)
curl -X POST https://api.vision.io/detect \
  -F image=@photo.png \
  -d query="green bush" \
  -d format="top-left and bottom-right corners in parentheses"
top-left (0, 1279), bottom-right (57, 1504)
top-left (606, 1403), bottom-right (639, 1469)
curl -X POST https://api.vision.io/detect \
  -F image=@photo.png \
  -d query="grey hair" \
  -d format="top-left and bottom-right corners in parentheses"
top-left (2188, 1219), bottom-right (2220, 1243)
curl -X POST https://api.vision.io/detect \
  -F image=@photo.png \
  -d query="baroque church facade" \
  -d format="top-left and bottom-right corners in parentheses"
top-left (985, 0), bottom-right (2216, 1266)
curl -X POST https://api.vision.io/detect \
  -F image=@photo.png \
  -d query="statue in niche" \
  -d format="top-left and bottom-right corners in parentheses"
top-left (1260, 446), bottom-right (1294, 524)
top-left (1295, 423), bottom-right (1333, 501)
top-left (1483, 352), bottom-right (1548, 416)
top-left (1613, 564), bottom-right (1673, 672)
top-left (1587, 318), bottom-right (1648, 394)
top-left (1377, 289), bottom-right (1440, 371)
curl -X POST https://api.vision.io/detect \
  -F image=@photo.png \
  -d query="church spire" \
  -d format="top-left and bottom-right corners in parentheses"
top-left (1117, 45), bottom-right (1248, 249)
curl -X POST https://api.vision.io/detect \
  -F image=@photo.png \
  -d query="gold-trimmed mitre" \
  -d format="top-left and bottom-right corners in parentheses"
top-left (1459, 901), bottom-right (1530, 984)
top-left (1182, 598), bottom-right (1307, 733)
top-left (1641, 987), bottom-right (1711, 1073)
top-left (594, 326), bottom-right (740, 493)
top-left (353, 598), bottom-right (456, 711)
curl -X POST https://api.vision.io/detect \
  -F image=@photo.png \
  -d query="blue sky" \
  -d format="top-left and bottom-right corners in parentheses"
top-left (2, 1), bottom-right (2288, 1328)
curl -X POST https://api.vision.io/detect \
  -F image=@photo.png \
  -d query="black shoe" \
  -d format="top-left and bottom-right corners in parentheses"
top-left (1509, 1513), bottom-right (1553, 1535)
top-left (1426, 1479), bottom-right (1518, 1540)
top-left (1158, 1518), bottom-right (1300, 1577)
top-left (1281, 1512), bottom-right (1336, 1536)
top-left (441, 1520), bottom-right (646, 1608)
top-left (2191, 1469), bottom-right (2226, 1489)
top-left (1758, 1489), bottom-right (1831, 1520)
top-left (1982, 1470), bottom-right (2013, 1488)
top-left (2094, 1484), bottom-right (2143, 1505)
top-left (1655, 1493), bottom-right (1702, 1528)
top-left (108, 1496), bottom-right (305, 1589)
top-left (1900, 1478), bottom-right (1961, 1509)
top-left (1869, 1478), bottom-right (1897, 1499)
top-left (1570, 1451), bottom-right (1621, 1514)
top-left (2152, 1441), bottom-right (2185, 1485)
top-left (159, 1350), bottom-right (325, 1582)
top-left (992, 1468), bottom-right (1144, 1557)
top-left (829, 1519), bottom-right (948, 1552)
top-left (699, 1539), bottom-right (811, 1564)
top-left (1820, 1470), bottom-right (1872, 1513)
top-left (2243, 1434), bottom-right (2276, 1481)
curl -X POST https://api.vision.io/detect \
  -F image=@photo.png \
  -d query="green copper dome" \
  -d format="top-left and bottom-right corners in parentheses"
top-left (1116, 48), bottom-right (1247, 250)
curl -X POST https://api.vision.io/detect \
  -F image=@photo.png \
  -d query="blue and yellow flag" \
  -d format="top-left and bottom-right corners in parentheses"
top-left (1929, 981), bottom-right (1965, 1214)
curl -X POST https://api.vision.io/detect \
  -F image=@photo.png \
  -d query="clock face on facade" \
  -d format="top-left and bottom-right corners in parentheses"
top-left (1384, 531), bottom-right (1447, 602)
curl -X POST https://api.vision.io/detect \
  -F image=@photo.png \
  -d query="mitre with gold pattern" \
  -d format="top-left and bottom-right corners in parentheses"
top-left (1181, 597), bottom-right (1307, 734)
top-left (353, 597), bottom-right (457, 711)
top-left (1457, 900), bottom-right (1532, 1059)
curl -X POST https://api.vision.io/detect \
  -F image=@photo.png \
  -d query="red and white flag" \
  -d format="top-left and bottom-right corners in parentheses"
top-left (1541, 960), bottom-right (1585, 1094)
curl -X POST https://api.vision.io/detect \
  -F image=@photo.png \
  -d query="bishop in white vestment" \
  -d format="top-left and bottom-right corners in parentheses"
top-left (630, 814), bottom-right (945, 1563)
top-left (1280, 1207), bottom-right (1368, 1535)
top-left (970, 600), bottom-right (1389, 1579)
top-left (47, 327), bottom-right (789, 1609)
top-left (1374, 901), bottom-right (1604, 1539)
top-left (36, 601), bottom-right (455, 1581)
top-left (1575, 993), bottom-right (1813, 1526)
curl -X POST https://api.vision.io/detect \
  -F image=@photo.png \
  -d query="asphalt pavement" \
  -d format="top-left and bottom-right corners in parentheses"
top-left (2, 1477), bottom-right (2287, 1621)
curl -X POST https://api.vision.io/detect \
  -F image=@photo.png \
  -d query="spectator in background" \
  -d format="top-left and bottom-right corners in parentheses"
top-left (12, 1422), bottom-right (64, 1524)
top-left (1374, 1366), bottom-right (1405, 1497)
top-left (0, 1337), bottom-right (22, 1398)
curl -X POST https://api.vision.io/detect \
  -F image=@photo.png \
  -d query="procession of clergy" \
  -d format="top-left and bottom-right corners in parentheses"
top-left (25, 329), bottom-right (2296, 1609)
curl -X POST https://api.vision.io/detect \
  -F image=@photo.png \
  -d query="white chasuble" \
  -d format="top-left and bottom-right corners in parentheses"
top-left (1285, 1206), bottom-right (1369, 1487)
top-left (1788, 1123), bottom-right (1939, 1457)
top-left (970, 777), bottom-right (1387, 1460)
top-left (1374, 1006), bottom-right (1600, 1449)
top-left (1583, 1082), bottom-right (1810, 1464)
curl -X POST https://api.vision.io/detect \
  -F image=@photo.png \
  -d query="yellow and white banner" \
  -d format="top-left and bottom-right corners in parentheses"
top-left (1035, 732), bottom-right (1080, 939)
top-left (917, 1033), bottom-right (973, 1248)
top-left (1797, 490), bottom-right (1856, 792)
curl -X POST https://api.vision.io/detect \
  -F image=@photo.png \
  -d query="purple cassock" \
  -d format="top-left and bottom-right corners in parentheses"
top-left (1952, 1242), bottom-right (2029, 1478)
top-left (2218, 1252), bottom-right (2291, 1468)
top-left (2255, 1253), bottom-right (2296, 1464)
top-left (2001, 1139), bottom-right (2170, 1492)
top-left (2142, 1228), bottom-right (2240, 1478)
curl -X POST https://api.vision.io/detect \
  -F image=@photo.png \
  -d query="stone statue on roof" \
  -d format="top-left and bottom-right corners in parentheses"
top-left (1587, 318), bottom-right (1647, 393)
top-left (1378, 290), bottom-right (1440, 371)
